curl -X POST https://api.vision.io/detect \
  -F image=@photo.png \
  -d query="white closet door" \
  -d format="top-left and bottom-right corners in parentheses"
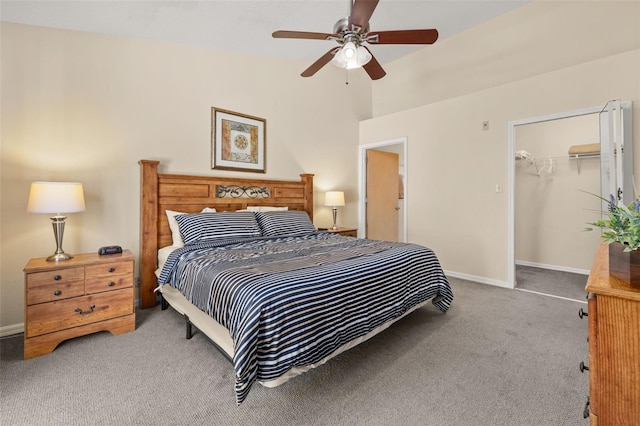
top-left (600, 100), bottom-right (633, 208)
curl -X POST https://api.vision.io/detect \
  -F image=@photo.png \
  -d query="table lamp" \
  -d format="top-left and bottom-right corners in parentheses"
top-left (324, 191), bottom-right (345, 230)
top-left (27, 182), bottom-right (86, 261)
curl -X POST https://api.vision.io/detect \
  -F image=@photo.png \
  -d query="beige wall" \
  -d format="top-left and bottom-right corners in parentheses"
top-left (372, 0), bottom-right (640, 117)
top-left (360, 1), bottom-right (640, 286)
top-left (0, 22), bottom-right (372, 331)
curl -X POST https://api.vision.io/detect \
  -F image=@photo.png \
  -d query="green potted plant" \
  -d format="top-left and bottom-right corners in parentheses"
top-left (587, 194), bottom-right (640, 287)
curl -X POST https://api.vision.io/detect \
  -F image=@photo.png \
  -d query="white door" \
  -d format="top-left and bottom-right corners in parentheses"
top-left (600, 100), bottom-right (633, 208)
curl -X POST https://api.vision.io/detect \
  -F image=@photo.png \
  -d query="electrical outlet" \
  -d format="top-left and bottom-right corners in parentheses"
top-left (482, 121), bottom-right (490, 131)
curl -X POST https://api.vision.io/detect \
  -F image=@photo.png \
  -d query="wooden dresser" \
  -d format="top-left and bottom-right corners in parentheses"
top-left (584, 243), bottom-right (640, 425)
top-left (23, 250), bottom-right (136, 359)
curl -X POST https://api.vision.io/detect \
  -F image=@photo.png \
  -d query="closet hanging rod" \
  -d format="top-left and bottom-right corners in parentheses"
top-left (525, 154), bottom-right (602, 162)
top-left (521, 154), bottom-right (603, 176)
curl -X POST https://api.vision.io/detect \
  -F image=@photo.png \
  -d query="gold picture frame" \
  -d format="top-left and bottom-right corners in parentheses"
top-left (211, 107), bottom-right (266, 173)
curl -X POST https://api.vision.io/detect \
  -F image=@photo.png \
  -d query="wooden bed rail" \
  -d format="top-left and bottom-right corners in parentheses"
top-left (138, 160), bottom-right (314, 309)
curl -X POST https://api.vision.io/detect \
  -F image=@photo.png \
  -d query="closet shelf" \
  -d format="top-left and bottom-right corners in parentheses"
top-left (568, 143), bottom-right (600, 156)
top-left (568, 143), bottom-right (600, 174)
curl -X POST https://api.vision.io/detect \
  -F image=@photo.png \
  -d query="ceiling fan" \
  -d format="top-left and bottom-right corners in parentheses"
top-left (272, 0), bottom-right (439, 80)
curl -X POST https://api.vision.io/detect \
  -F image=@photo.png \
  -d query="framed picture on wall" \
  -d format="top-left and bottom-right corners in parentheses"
top-left (211, 107), bottom-right (266, 173)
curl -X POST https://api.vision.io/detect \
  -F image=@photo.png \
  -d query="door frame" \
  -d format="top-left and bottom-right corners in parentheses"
top-left (358, 137), bottom-right (408, 241)
top-left (507, 102), bottom-right (631, 289)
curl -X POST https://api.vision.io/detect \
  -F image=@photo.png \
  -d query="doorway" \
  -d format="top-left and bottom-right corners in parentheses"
top-left (513, 113), bottom-right (600, 301)
top-left (507, 101), bottom-right (633, 292)
top-left (358, 138), bottom-right (407, 242)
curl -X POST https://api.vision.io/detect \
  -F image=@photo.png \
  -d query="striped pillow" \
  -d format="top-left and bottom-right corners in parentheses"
top-left (166, 208), bottom-right (217, 247)
top-left (255, 211), bottom-right (316, 237)
top-left (175, 211), bottom-right (261, 244)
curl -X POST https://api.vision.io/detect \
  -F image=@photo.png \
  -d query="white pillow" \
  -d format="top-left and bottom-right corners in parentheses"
top-left (166, 208), bottom-right (217, 247)
top-left (166, 210), bottom-right (186, 247)
top-left (246, 206), bottom-right (288, 212)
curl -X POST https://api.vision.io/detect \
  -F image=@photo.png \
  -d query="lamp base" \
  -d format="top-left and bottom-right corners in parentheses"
top-left (46, 215), bottom-right (73, 262)
top-left (46, 252), bottom-right (73, 262)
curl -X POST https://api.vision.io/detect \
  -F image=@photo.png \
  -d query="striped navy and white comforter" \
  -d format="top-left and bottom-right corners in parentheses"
top-left (158, 232), bottom-right (453, 404)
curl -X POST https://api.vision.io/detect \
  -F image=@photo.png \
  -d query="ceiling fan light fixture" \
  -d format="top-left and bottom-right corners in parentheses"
top-left (331, 52), bottom-right (347, 68)
top-left (275, 0), bottom-right (437, 80)
top-left (342, 41), bottom-right (357, 59)
top-left (331, 43), bottom-right (371, 70)
top-left (355, 45), bottom-right (372, 66)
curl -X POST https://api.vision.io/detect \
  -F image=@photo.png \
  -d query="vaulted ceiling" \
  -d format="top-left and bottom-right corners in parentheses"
top-left (1, 1), bottom-right (530, 65)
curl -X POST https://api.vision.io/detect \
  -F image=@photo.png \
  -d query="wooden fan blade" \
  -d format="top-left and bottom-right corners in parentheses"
top-left (349, 0), bottom-right (379, 30)
top-left (272, 30), bottom-right (338, 40)
top-left (367, 29), bottom-right (439, 45)
top-left (301, 47), bottom-right (341, 77)
top-left (362, 47), bottom-right (386, 80)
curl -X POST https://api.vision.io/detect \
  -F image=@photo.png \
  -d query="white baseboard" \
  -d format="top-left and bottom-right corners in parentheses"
top-left (443, 270), bottom-right (513, 289)
top-left (0, 323), bottom-right (24, 338)
top-left (515, 260), bottom-right (590, 276)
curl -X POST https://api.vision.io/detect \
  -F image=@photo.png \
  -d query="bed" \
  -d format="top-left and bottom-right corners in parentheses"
top-left (139, 159), bottom-right (453, 404)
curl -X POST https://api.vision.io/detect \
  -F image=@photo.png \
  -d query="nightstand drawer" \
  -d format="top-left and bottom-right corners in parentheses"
top-left (327, 227), bottom-right (358, 237)
top-left (86, 261), bottom-right (133, 278)
top-left (25, 288), bottom-right (133, 338)
top-left (27, 281), bottom-right (85, 305)
top-left (85, 274), bottom-right (133, 294)
top-left (26, 267), bottom-right (84, 289)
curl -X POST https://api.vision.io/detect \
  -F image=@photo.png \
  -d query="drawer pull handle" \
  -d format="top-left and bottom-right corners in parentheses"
top-left (108, 268), bottom-right (115, 273)
top-left (108, 282), bottom-right (116, 287)
top-left (580, 361), bottom-right (589, 373)
top-left (54, 275), bottom-right (62, 281)
top-left (53, 290), bottom-right (62, 296)
top-left (583, 396), bottom-right (590, 419)
top-left (579, 308), bottom-right (588, 318)
top-left (75, 305), bottom-right (96, 316)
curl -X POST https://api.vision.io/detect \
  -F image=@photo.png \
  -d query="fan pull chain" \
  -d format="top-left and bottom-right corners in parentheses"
top-left (345, 69), bottom-right (349, 85)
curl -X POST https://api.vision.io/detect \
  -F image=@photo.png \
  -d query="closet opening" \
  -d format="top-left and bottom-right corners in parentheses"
top-left (507, 101), bottom-right (633, 301)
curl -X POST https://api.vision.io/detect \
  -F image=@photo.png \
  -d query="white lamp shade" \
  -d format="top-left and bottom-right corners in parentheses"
top-left (27, 182), bottom-right (86, 214)
top-left (324, 191), bottom-right (345, 207)
top-left (332, 44), bottom-right (372, 70)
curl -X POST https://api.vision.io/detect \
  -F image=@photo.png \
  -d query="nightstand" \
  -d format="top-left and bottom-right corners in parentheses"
top-left (23, 250), bottom-right (136, 359)
top-left (327, 227), bottom-right (358, 237)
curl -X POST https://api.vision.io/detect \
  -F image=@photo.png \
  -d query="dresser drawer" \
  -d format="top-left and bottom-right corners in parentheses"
top-left (85, 274), bottom-right (133, 294)
top-left (86, 261), bottom-right (133, 278)
top-left (25, 288), bottom-right (133, 338)
top-left (27, 281), bottom-right (85, 305)
top-left (26, 267), bottom-right (84, 289)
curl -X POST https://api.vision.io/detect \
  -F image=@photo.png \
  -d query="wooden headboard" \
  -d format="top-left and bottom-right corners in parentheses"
top-left (139, 160), bottom-right (314, 309)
